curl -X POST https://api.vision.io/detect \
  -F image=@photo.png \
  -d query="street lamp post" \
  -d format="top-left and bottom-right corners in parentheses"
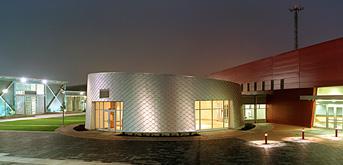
top-left (289, 3), bottom-right (304, 50)
top-left (61, 101), bottom-right (66, 127)
top-left (63, 108), bottom-right (65, 126)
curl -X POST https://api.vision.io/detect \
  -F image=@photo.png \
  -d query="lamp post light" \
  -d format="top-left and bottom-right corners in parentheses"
top-left (265, 132), bottom-right (268, 144)
top-left (20, 77), bottom-right (27, 83)
top-left (60, 101), bottom-right (66, 127)
top-left (302, 128), bottom-right (305, 140)
top-left (289, 3), bottom-right (304, 50)
top-left (42, 79), bottom-right (48, 84)
top-left (62, 107), bottom-right (65, 127)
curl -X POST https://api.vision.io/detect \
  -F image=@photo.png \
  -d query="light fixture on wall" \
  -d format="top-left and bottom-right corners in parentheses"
top-left (2, 89), bottom-right (8, 94)
top-left (42, 79), bottom-right (48, 84)
top-left (20, 77), bottom-right (27, 83)
top-left (80, 91), bottom-right (85, 95)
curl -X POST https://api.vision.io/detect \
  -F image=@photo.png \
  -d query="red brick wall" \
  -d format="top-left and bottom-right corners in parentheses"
top-left (266, 88), bottom-right (314, 127)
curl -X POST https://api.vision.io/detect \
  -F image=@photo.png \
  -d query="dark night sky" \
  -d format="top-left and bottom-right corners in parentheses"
top-left (0, 0), bottom-right (342, 85)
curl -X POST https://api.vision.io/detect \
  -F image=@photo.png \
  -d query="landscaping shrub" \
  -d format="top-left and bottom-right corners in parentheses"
top-left (74, 124), bottom-right (88, 131)
top-left (240, 123), bottom-right (256, 131)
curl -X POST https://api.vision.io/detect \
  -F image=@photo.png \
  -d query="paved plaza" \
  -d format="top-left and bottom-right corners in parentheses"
top-left (0, 124), bottom-right (343, 164)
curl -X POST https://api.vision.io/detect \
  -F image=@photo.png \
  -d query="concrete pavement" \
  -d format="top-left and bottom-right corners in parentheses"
top-left (0, 123), bottom-right (343, 164)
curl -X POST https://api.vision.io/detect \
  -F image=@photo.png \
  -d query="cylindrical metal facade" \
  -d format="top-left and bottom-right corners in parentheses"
top-left (86, 72), bottom-right (242, 133)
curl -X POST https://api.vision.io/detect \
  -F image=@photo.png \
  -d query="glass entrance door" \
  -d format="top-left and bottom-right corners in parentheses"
top-left (93, 101), bottom-right (123, 132)
top-left (314, 100), bottom-right (343, 129)
top-left (336, 107), bottom-right (343, 129)
top-left (24, 95), bottom-right (36, 115)
top-left (326, 106), bottom-right (343, 129)
top-left (109, 112), bottom-right (115, 129)
top-left (106, 109), bottom-right (123, 132)
top-left (195, 100), bottom-right (230, 131)
top-left (327, 107), bottom-right (335, 128)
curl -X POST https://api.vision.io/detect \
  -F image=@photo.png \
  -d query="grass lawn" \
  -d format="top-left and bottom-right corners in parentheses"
top-left (0, 115), bottom-right (85, 131)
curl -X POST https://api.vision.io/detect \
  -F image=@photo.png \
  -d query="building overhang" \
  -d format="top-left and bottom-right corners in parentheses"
top-left (300, 95), bottom-right (343, 101)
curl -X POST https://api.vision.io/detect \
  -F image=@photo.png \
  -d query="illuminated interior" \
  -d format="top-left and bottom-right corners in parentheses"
top-left (314, 100), bottom-right (343, 129)
top-left (14, 83), bottom-right (45, 115)
top-left (0, 77), bottom-right (66, 117)
top-left (317, 86), bottom-right (343, 96)
top-left (195, 100), bottom-right (230, 130)
top-left (93, 101), bottom-right (123, 131)
top-left (314, 86), bottom-right (343, 129)
top-left (66, 96), bottom-right (86, 112)
top-left (243, 104), bottom-right (266, 122)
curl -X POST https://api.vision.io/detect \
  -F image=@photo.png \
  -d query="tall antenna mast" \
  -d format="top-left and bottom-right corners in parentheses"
top-left (289, 2), bottom-right (304, 50)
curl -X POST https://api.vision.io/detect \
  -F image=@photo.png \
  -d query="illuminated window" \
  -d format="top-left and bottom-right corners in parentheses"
top-left (36, 84), bottom-right (44, 95)
top-left (314, 87), bottom-right (343, 129)
top-left (256, 104), bottom-right (266, 120)
top-left (317, 86), bottom-right (343, 96)
top-left (314, 100), bottom-right (343, 129)
top-left (93, 101), bottom-right (123, 131)
top-left (244, 104), bottom-right (255, 120)
top-left (243, 104), bottom-right (266, 121)
top-left (195, 100), bottom-right (231, 130)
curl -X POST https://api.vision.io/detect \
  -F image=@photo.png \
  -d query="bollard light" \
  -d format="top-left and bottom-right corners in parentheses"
top-left (265, 132), bottom-right (268, 144)
top-left (336, 128), bottom-right (338, 137)
top-left (302, 128), bottom-right (305, 140)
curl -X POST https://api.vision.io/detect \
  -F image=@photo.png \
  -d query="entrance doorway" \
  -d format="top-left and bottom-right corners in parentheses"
top-left (327, 106), bottom-right (343, 129)
top-left (314, 100), bottom-right (343, 129)
top-left (195, 100), bottom-right (231, 130)
top-left (93, 101), bottom-right (123, 132)
top-left (16, 95), bottom-right (37, 115)
top-left (243, 104), bottom-right (266, 123)
top-left (104, 109), bottom-right (122, 131)
top-left (25, 95), bottom-right (36, 115)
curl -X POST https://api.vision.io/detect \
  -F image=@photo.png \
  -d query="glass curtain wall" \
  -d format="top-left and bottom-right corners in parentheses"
top-left (0, 80), bottom-right (14, 117)
top-left (243, 104), bottom-right (266, 122)
top-left (314, 100), bottom-right (343, 129)
top-left (243, 104), bottom-right (255, 120)
top-left (93, 101), bottom-right (123, 131)
top-left (0, 100), bottom-right (12, 117)
top-left (15, 83), bottom-right (45, 115)
top-left (1, 78), bottom-right (66, 117)
top-left (195, 100), bottom-right (230, 130)
top-left (66, 96), bottom-right (86, 112)
top-left (45, 83), bottom-right (65, 112)
top-left (314, 86), bottom-right (343, 129)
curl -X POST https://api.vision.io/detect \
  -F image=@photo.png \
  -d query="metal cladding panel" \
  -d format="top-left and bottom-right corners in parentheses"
top-left (299, 39), bottom-right (343, 88)
top-left (211, 38), bottom-right (343, 91)
top-left (86, 72), bottom-right (242, 132)
top-left (212, 58), bottom-right (274, 84)
top-left (266, 88), bottom-right (314, 127)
